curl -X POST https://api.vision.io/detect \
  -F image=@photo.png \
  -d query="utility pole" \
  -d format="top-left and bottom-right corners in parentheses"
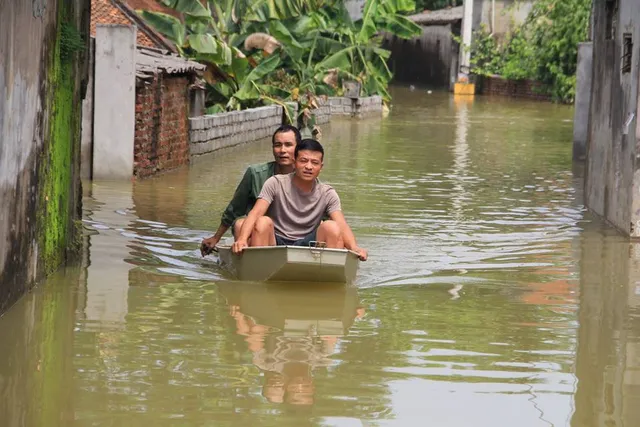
top-left (454, 0), bottom-right (475, 95)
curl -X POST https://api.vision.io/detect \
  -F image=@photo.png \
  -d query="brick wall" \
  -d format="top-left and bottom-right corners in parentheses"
top-left (134, 74), bottom-right (190, 178)
top-left (329, 96), bottom-right (383, 117)
top-left (479, 76), bottom-right (553, 102)
top-left (189, 106), bottom-right (285, 156)
top-left (188, 97), bottom-right (382, 157)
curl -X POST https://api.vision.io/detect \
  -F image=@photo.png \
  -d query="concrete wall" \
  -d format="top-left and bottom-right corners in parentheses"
top-left (573, 42), bottom-right (593, 161)
top-left (134, 74), bottom-right (190, 178)
top-left (329, 96), bottom-right (383, 117)
top-left (385, 24), bottom-right (459, 88)
top-left (189, 106), bottom-right (285, 156)
top-left (314, 98), bottom-right (332, 125)
top-left (81, 38), bottom-right (95, 180)
top-left (189, 96), bottom-right (382, 156)
top-left (0, 0), bottom-right (87, 314)
top-left (478, 76), bottom-right (552, 101)
top-left (473, 0), bottom-right (534, 41)
top-left (93, 24), bottom-right (136, 179)
top-left (345, 0), bottom-right (365, 21)
top-left (585, 0), bottom-right (640, 237)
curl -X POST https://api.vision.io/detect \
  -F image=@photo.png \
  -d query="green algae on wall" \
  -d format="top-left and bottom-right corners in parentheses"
top-left (39, 0), bottom-right (83, 275)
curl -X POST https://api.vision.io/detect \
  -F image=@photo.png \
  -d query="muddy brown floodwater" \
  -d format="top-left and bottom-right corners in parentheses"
top-left (1, 87), bottom-right (639, 426)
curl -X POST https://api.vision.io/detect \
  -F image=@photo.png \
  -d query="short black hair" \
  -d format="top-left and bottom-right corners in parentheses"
top-left (272, 124), bottom-right (302, 146)
top-left (295, 138), bottom-right (324, 159)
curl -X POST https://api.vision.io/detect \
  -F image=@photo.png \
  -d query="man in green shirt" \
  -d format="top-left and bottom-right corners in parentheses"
top-left (200, 125), bottom-right (301, 256)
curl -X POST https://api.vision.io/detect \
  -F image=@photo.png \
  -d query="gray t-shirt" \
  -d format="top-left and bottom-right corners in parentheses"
top-left (258, 173), bottom-right (341, 241)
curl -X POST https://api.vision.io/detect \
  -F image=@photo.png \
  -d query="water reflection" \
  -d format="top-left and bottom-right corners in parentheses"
top-left (82, 182), bottom-right (136, 327)
top-left (218, 282), bottom-right (362, 407)
top-left (0, 268), bottom-right (79, 427)
top-left (4, 89), bottom-right (640, 425)
top-left (573, 225), bottom-right (640, 427)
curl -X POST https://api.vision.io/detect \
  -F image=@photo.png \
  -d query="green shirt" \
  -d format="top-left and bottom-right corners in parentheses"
top-left (221, 161), bottom-right (276, 227)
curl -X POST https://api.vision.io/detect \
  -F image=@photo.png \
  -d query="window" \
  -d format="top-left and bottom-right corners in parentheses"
top-left (622, 33), bottom-right (632, 74)
top-left (606, 0), bottom-right (619, 41)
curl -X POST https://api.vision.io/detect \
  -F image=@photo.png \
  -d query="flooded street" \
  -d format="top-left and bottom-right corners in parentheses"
top-left (2, 87), bottom-right (640, 426)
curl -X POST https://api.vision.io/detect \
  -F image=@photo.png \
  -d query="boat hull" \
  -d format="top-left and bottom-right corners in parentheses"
top-left (217, 245), bottom-right (360, 284)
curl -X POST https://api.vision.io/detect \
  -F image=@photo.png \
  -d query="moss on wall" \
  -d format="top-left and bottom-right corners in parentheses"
top-left (38, 0), bottom-right (84, 275)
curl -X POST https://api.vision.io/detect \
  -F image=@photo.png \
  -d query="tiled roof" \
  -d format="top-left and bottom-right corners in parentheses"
top-left (409, 6), bottom-right (464, 25)
top-left (91, 0), bottom-right (176, 51)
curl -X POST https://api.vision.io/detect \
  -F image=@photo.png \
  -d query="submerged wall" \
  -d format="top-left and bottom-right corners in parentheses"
top-left (585, 0), bottom-right (640, 236)
top-left (0, 0), bottom-right (88, 315)
top-left (189, 106), bottom-right (285, 156)
top-left (189, 97), bottom-right (382, 157)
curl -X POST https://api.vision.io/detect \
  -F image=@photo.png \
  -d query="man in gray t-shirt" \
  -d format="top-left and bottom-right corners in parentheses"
top-left (232, 139), bottom-right (368, 261)
top-left (259, 173), bottom-right (340, 243)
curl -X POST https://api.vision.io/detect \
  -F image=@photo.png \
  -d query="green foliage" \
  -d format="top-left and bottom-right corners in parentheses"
top-left (140, 0), bottom-right (421, 127)
top-left (466, 0), bottom-right (590, 103)
top-left (59, 22), bottom-right (84, 61)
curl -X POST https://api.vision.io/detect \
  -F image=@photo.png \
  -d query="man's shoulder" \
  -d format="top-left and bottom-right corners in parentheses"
top-left (264, 173), bottom-right (288, 187)
top-left (247, 161), bottom-right (275, 175)
top-left (317, 181), bottom-right (337, 193)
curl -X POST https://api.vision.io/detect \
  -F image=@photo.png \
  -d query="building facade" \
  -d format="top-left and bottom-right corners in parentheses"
top-left (584, 0), bottom-right (640, 237)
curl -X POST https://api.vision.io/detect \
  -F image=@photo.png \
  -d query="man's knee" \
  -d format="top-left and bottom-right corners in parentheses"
top-left (254, 216), bottom-right (274, 233)
top-left (319, 220), bottom-right (340, 237)
top-left (233, 219), bottom-right (245, 235)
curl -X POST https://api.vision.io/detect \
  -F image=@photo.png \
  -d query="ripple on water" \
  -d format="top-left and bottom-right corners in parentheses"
top-left (32, 89), bottom-right (593, 426)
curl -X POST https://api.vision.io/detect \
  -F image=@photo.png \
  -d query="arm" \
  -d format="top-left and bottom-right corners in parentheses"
top-left (221, 168), bottom-right (253, 227)
top-left (328, 210), bottom-right (368, 261)
top-left (201, 168), bottom-right (253, 256)
top-left (232, 198), bottom-right (270, 254)
top-left (200, 223), bottom-right (229, 256)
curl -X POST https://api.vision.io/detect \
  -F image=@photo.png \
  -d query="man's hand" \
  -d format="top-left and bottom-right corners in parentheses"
top-left (353, 247), bottom-right (368, 261)
top-left (200, 236), bottom-right (220, 257)
top-left (232, 239), bottom-right (249, 255)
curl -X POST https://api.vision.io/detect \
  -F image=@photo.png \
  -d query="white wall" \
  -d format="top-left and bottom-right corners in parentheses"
top-left (93, 25), bottom-right (136, 180)
top-left (345, 0), bottom-right (365, 21)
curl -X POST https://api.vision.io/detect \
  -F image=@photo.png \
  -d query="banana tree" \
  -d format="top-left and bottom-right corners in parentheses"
top-left (139, 0), bottom-right (422, 113)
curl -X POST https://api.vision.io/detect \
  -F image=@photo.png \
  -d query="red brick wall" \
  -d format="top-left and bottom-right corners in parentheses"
top-left (134, 74), bottom-right (190, 178)
top-left (479, 76), bottom-right (553, 102)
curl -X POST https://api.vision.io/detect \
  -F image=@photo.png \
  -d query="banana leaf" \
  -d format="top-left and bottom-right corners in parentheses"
top-left (234, 54), bottom-right (282, 100)
top-left (377, 14), bottom-right (422, 39)
top-left (314, 46), bottom-right (356, 73)
top-left (187, 34), bottom-right (218, 54)
top-left (357, 0), bottom-right (379, 44)
top-left (159, 0), bottom-right (210, 18)
top-left (137, 11), bottom-right (185, 47)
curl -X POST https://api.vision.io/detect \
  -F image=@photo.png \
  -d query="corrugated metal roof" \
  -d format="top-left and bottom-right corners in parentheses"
top-left (136, 47), bottom-right (206, 80)
top-left (409, 6), bottom-right (463, 25)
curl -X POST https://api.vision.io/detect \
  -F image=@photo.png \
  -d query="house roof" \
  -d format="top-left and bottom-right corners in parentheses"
top-left (136, 46), bottom-right (206, 81)
top-left (409, 6), bottom-right (464, 25)
top-left (91, 0), bottom-right (176, 51)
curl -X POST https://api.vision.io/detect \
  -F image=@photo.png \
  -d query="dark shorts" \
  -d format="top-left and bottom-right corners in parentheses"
top-left (275, 229), bottom-right (318, 247)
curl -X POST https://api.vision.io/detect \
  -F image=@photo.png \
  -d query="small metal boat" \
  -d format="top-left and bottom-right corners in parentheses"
top-left (216, 242), bottom-right (360, 284)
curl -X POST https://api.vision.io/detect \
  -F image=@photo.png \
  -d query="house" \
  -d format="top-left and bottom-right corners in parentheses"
top-left (91, 0), bottom-right (176, 51)
top-left (385, 0), bottom-right (534, 89)
top-left (83, 0), bottom-right (205, 180)
top-left (583, 0), bottom-right (640, 237)
top-left (384, 6), bottom-right (463, 89)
